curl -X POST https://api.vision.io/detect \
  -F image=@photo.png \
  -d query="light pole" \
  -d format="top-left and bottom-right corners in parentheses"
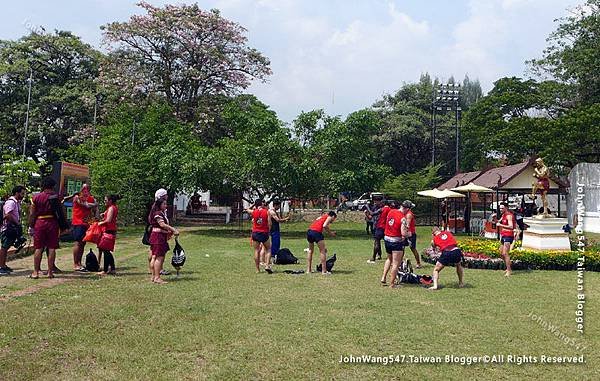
top-left (431, 83), bottom-right (462, 173)
top-left (22, 67), bottom-right (33, 158)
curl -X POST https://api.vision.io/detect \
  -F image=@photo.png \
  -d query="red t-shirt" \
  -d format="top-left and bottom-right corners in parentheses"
top-left (384, 209), bottom-right (405, 238)
top-left (433, 231), bottom-right (458, 251)
top-left (405, 210), bottom-right (416, 234)
top-left (252, 208), bottom-right (270, 233)
top-left (376, 205), bottom-right (391, 229)
top-left (72, 195), bottom-right (95, 225)
top-left (309, 215), bottom-right (328, 233)
top-left (103, 205), bottom-right (118, 232)
top-left (500, 212), bottom-right (514, 237)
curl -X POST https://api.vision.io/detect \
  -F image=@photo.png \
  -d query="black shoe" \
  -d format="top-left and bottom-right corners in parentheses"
top-left (1, 266), bottom-right (13, 273)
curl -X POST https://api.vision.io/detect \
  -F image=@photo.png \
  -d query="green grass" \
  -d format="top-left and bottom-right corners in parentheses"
top-left (0, 222), bottom-right (598, 380)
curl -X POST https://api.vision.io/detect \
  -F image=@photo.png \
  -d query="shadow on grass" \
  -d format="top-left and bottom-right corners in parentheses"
top-left (185, 226), bottom-right (373, 240)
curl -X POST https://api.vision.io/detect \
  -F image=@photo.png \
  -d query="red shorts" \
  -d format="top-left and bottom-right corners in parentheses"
top-left (34, 219), bottom-right (60, 250)
top-left (149, 231), bottom-right (169, 257)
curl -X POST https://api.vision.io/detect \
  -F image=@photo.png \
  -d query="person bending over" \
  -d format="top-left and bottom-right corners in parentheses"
top-left (306, 211), bottom-right (337, 274)
top-left (429, 227), bottom-right (464, 290)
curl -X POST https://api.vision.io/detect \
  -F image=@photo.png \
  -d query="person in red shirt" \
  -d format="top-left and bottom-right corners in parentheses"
top-left (28, 177), bottom-right (61, 279)
top-left (430, 227), bottom-right (465, 290)
top-left (380, 202), bottom-right (408, 287)
top-left (69, 184), bottom-right (97, 271)
top-left (97, 194), bottom-right (120, 275)
top-left (401, 200), bottom-right (422, 268)
top-left (306, 210), bottom-right (337, 274)
top-left (496, 202), bottom-right (514, 277)
top-left (245, 199), bottom-right (273, 273)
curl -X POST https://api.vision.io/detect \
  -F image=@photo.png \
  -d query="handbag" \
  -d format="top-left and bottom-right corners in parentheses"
top-left (83, 222), bottom-right (103, 244)
top-left (98, 232), bottom-right (116, 252)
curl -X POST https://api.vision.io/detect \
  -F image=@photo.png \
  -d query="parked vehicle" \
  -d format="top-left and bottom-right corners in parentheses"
top-left (352, 192), bottom-right (384, 210)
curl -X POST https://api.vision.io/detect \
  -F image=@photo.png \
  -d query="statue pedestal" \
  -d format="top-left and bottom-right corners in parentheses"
top-left (522, 217), bottom-right (571, 251)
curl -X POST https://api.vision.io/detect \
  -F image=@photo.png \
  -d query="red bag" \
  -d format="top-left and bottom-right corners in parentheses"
top-left (98, 232), bottom-right (116, 251)
top-left (83, 222), bottom-right (103, 244)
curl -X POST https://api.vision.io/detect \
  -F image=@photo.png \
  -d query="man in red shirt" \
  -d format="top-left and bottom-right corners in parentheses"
top-left (430, 227), bottom-right (465, 290)
top-left (246, 199), bottom-right (273, 273)
top-left (496, 202), bottom-right (514, 277)
top-left (28, 177), bottom-right (61, 279)
top-left (69, 184), bottom-right (97, 271)
top-left (401, 200), bottom-right (422, 268)
top-left (380, 201), bottom-right (408, 287)
top-left (306, 211), bottom-right (337, 274)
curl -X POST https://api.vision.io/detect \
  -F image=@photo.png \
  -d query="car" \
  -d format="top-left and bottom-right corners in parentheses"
top-left (352, 192), bottom-right (384, 210)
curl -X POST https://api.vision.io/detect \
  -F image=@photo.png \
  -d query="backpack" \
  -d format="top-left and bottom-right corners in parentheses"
top-left (273, 248), bottom-right (298, 265)
top-left (316, 253), bottom-right (336, 272)
top-left (85, 249), bottom-right (100, 272)
top-left (171, 238), bottom-right (186, 269)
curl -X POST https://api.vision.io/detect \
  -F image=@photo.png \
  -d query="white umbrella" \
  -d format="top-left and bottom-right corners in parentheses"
top-left (451, 182), bottom-right (493, 193)
top-left (451, 182), bottom-right (493, 235)
top-left (417, 188), bottom-right (465, 199)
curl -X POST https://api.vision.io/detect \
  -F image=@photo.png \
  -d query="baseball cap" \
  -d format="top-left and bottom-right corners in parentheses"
top-left (155, 188), bottom-right (168, 200)
top-left (401, 200), bottom-right (415, 209)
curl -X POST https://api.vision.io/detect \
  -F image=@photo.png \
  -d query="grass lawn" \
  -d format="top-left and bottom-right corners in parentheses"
top-left (0, 222), bottom-right (598, 380)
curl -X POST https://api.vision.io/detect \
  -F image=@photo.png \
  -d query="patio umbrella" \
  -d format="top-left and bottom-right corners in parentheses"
top-left (417, 188), bottom-right (465, 199)
top-left (451, 182), bottom-right (494, 235)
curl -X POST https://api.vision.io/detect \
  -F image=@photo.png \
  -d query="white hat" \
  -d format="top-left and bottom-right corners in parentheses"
top-left (155, 188), bottom-right (168, 200)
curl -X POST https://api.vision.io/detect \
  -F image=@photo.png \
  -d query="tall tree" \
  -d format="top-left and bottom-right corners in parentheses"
top-left (101, 1), bottom-right (272, 123)
top-left (529, 0), bottom-right (600, 105)
top-left (0, 31), bottom-right (101, 167)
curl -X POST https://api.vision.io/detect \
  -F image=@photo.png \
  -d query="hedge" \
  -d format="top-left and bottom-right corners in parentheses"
top-left (421, 238), bottom-right (600, 272)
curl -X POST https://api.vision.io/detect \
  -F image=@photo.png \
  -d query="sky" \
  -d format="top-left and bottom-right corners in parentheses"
top-left (0, 0), bottom-right (581, 123)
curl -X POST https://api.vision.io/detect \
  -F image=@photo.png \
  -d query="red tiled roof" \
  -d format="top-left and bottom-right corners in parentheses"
top-left (437, 170), bottom-right (483, 190)
top-left (473, 160), bottom-right (531, 189)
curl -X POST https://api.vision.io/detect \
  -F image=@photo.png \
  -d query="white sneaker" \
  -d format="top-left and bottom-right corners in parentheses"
top-left (367, 260), bottom-right (376, 264)
top-left (321, 271), bottom-right (332, 276)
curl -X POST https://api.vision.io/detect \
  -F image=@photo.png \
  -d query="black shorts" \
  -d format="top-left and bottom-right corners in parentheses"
top-left (406, 233), bottom-right (417, 249)
top-left (306, 229), bottom-right (324, 243)
top-left (384, 239), bottom-right (405, 254)
top-left (500, 236), bottom-right (514, 244)
top-left (251, 232), bottom-right (269, 243)
top-left (72, 224), bottom-right (89, 242)
top-left (0, 230), bottom-right (18, 250)
top-left (373, 227), bottom-right (385, 240)
top-left (438, 248), bottom-right (463, 266)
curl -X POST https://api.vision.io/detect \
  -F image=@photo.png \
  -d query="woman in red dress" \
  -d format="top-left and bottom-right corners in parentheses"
top-left (148, 198), bottom-right (179, 284)
top-left (97, 195), bottom-right (120, 274)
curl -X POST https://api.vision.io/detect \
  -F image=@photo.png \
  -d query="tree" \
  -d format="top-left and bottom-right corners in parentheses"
top-left (381, 164), bottom-right (441, 214)
top-left (529, 0), bottom-right (600, 105)
top-left (0, 153), bottom-right (41, 197)
top-left (101, 1), bottom-right (272, 123)
top-left (0, 31), bottom-right (101, 167)
top-left (90, 102), bottom-right (204, 223)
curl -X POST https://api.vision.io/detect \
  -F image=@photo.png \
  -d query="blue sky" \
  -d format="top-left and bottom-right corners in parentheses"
top-left (1, 0), bottom-right (580, 122)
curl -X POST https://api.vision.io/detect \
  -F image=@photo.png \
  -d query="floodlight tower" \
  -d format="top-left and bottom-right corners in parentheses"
top-left (431, 82), bottom-right (462, 174)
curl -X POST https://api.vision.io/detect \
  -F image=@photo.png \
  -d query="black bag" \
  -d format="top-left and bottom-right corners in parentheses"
top-left (316, 253), bottom-right (336, 272)
top-left (142, 224), bottom-right (152, 246)
top-left (85, 249), bottom-right (100, 272)
top-left (171, 238), bottom-right (186, 269)
top-left (49, 195), bottom-right (69, 230)
top-left (273, 248), bottom-right (298, 265)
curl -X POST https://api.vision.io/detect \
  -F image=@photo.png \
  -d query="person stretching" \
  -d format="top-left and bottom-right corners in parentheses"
top-left (430, 227), bottom-right (465, 290)
top-left (306, 211), bottom-right (337, 274)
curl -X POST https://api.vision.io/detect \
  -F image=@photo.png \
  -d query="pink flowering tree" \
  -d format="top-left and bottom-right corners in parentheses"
top-left (100, 1), bottom-right (272, 122)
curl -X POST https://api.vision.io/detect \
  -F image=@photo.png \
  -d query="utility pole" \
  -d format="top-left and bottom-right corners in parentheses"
top-left (23, 67), bottom-right (33, 158)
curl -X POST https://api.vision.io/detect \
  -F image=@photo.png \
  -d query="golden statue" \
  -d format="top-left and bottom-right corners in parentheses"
top-left (531, 158), bottom-right (550, 217)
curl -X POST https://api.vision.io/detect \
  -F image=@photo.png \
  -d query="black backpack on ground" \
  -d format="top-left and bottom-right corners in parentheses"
top-left (316, 253), bottom-right (336, 272)
top-left (273, 248), bottom-right (298, 265)
top-left (85, 249), bottom-right (100, 272)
